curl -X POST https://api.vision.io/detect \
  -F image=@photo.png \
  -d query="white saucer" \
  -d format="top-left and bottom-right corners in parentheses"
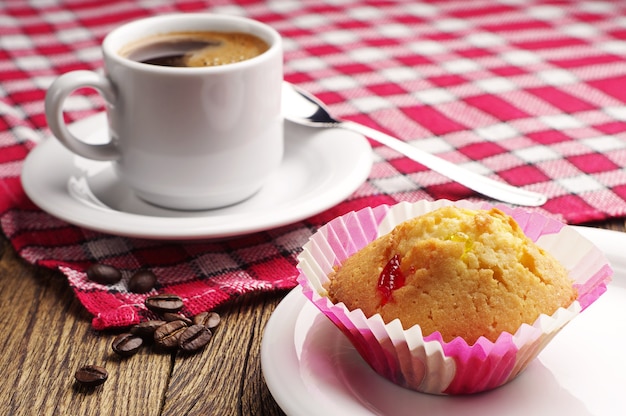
top-left (21, 113), bottom-right (372, 240)
top-left (261, 226), bottom-right (626, 416)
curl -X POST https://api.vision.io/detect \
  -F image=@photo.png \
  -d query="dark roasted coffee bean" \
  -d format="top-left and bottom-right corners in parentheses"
top-left (128, 270), bottom-right (157, 293)
top-left (130, 320), bottom-right (166, 338)
top-left (192, 311), bottom-right (220, 329)
top-left (75, 365), bottom-right (108, 387)
top-left (178, 324), bottom-right (212, 352)
top-left (145, 294), bottom-right (184, 314)
top-left (111, 333), bottom-right (143, 357)
top-left (162, 312), bottom-right (192, 325)
top-left (154, 320), bottom-right (188, 349)
top-left (86, 264), bottom-right (122, 285)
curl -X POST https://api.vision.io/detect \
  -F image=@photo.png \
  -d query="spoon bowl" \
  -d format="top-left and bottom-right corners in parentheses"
top-left (282, 82), bottom-right (547, 207)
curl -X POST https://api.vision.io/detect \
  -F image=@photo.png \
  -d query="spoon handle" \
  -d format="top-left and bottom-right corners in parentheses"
top-left (341, 120), bottom-right (547, 207)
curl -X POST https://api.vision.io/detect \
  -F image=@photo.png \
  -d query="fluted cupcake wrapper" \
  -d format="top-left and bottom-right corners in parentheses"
top-left (297, 200), bottom-right (612, 395)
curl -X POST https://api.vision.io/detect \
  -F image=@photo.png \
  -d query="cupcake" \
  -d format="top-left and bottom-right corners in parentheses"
top-left (297, 200), bottom-right (612, 395)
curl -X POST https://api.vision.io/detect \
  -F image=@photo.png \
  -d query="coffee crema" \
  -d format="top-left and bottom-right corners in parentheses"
top-left (120, 31), bottom-right (269, 67)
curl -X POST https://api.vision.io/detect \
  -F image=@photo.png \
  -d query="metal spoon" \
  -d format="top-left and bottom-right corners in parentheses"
top-left (282, 82), bottom-right (547, 207)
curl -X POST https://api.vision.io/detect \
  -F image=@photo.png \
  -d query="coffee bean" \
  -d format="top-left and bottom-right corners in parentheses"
top-left (154, 320), bottom-right (188, 349)
top-left (75, 365), bottom-right (108, 387)
top-left (104, 299), bottom-right (220, 362)
top-left (178, 324), bottom-right (212, 352)
top-left (145, 294), bottom-right (184, 314)
top-left (86, 264), bottom-right (122, 285)
top-left (130, 320), bottom-right (166, 338)
top-left (111, 333), bottom-right (143, 357)
top-left (192, 311), bottom-right (220, 329)
top-left (128, 270), bottom-right (157, 293)
top-left (162, 312), bottom-right (192, 325)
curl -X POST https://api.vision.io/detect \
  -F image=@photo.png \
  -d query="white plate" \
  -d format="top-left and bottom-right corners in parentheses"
top-left (261, 226), bottom-right (626, 416)
top-left (21, 113), bottom-right (372, 240)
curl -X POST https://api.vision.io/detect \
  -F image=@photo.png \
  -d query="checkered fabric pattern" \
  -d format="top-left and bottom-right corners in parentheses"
top-left (3, 0), bottom-right (626, 329)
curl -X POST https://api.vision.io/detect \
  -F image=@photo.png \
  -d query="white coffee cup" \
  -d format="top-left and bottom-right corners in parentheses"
top-left (45, 13), bottom-right (283, 210)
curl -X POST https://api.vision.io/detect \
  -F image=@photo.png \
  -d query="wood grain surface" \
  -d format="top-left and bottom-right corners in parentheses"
top-left (0, 235), bottom-right (285, 416)
top-left (0, 220), bottom-right (623, 415)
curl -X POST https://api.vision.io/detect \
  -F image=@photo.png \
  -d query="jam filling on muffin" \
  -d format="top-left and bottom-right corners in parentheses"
top-left (377, 254), bottom-right (405, 306)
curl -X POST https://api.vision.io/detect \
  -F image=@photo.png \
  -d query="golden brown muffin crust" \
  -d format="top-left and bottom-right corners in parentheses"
top-left (327, 206), bottom-right (577, 344)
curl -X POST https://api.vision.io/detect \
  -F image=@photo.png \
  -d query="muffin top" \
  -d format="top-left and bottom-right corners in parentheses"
top-left (326, 206), bottom-right (577, 344)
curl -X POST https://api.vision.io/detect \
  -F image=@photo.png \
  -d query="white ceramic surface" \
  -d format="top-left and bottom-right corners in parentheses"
top-left (261, 226), bottom-right (626, 416)
top-left (21, 112), bottom-right (372, 240)
top-left (45, 13), bottom-right (283, 210)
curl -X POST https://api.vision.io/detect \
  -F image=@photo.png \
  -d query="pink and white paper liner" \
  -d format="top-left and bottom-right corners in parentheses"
top-left (297, 200), bottom-right (612, 395)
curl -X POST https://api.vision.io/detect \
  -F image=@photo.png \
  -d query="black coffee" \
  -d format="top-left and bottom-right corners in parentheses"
top-left (121, 31), bottom-right (269, 67)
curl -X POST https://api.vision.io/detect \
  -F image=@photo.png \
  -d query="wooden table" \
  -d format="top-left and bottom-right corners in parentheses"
top-left (1, 219), bottom-right (623, 415)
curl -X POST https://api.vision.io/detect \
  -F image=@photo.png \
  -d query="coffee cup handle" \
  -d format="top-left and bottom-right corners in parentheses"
top-left (45, 70), bottom-right (120, 161)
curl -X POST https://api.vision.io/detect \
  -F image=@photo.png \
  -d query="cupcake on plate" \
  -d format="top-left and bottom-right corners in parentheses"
top-left (297, 200), bottom-right (612, 395)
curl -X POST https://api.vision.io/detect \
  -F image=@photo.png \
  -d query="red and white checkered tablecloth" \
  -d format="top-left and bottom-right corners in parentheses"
top-left (2, 0), bottom-right (626, 329)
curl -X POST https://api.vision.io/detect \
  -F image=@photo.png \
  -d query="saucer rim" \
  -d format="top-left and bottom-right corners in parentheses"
top-left (21, 113), bottom-right (373, 240)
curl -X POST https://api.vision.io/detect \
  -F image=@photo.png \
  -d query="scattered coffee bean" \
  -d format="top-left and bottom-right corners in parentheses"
top-left (154, 320), bottom-right (188, 349)
top-left (179, 324), bottom-right (212, 352)
top-left (193, 311), bottom-right (220, 329)
top-left (75, 365), bottom-right (108, 387)
top-left (128, 269), bottom-right (157, 293)
top-left (162, 312), bottom-right (192, 325)
top-left (111, 333), bottom-right (143, 357)
top-left (145, 294), bottom-right (184, 314)
top-left (86, 264), bottom-right (122, 285)
top-left (130, 320), bottom-right (166, 338)
top-left (99, 301), bottom-right (220, 376)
